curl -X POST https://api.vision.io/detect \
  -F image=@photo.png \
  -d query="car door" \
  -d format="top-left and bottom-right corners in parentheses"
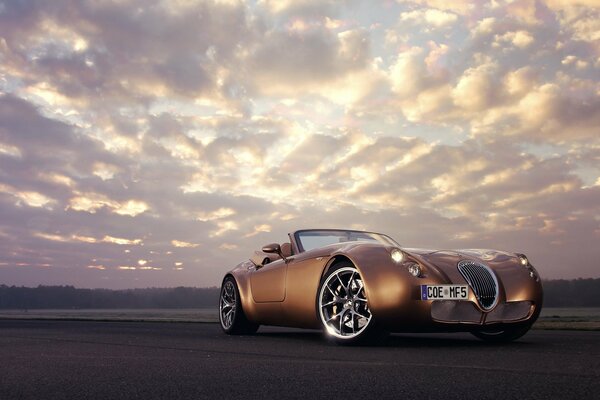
top-left (250, 258), bottom-right (287, 302)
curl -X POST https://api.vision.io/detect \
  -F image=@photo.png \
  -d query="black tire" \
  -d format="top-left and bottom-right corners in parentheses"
top-left (219, 276), bottom-right (259, 335)
top-left (317, 262), bottom-right (387, 345)
top-left (471, 324), bottom-right (532, 343)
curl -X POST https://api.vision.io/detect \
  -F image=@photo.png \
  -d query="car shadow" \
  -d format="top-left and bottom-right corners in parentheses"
top-left (253, 329), bottom-right (542, 348)
top-left (252, 329), bottom-right (325, 343)
top-left (381, 333), bottom-right (539, 348)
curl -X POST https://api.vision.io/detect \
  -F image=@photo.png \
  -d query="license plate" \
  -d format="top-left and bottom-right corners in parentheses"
top-left (421, 285), bottom-right (469, 300)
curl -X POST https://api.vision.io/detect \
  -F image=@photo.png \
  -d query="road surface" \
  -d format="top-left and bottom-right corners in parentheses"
top-left (0, 320), bottom-right (598, 399)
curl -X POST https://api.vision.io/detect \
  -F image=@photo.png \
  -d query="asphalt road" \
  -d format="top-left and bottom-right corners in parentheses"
top-left (0, 320), bottom-right (598, 400)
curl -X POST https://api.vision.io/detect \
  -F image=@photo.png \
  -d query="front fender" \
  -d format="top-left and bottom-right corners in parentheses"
top-left (340, 246), bottom-right (429, 325)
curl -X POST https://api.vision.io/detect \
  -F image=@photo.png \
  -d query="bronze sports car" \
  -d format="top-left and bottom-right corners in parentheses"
top-left (219, 229), bottom-right (543, 344)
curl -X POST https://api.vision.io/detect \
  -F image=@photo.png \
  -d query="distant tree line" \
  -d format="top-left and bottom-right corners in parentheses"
top-left (0, 285), bottom-right (220, 309)
top-left (542, 278), bottom-right (599, 307)
top-left (0, 279), bottom-right (598, 309)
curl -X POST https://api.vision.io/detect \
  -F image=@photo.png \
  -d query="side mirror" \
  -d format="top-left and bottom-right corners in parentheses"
top-left (262, 243), bottom-right (281, 254)
top-left (261, 243), bottom-right (287, 262)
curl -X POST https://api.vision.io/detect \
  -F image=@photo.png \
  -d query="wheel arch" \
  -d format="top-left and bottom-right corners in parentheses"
top-left (221, 273), bottom-right (235, 285)
top-left (321, 254), bottom-right (357, 281)
top-left (219, 272), bottom-right (259, 334)
top-left (224, 268), bottom-right (257, 322)
top-left (319, 253), bottom-right (375, 315)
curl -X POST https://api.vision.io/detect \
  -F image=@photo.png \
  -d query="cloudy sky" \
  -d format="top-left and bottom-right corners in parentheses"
top-left (0, 0), bottom-right (599, 289)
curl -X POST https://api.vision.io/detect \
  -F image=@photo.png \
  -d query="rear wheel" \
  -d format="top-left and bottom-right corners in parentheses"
top-left (471, 324), bottom-right (532, 343)
top-left (317, 263), bottom-right (385, 345)
top-left (219, 276), bottom-right (259, 335)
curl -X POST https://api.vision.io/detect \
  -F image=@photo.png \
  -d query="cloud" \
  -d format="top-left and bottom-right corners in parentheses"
top-left (248, 26), bottom-right (372, 97)
top-left (33, 232), bottom-right (143, 246)
top-left (494, 30), bottom-right (535, 48)
top-left (258, 0), bottom-right (350, 18)
top-left (67, 193), bottom-right (149, 217)
top-left (0, 0), bottom-right (598, 288)
top-left (452, 61), bottom-right (499, 111)
top-left (244, 224), bottom-right (272, 238)
top-left (0, 183), bottom-right (56, 209)
top-left (399, 8), bottom-right (459, 28)
top-left (171, 240), bottom-right (200, 248)
top-left (382, 7), bottom-right (600, 143)
top-left (549, 0), bottom-right (600, 42)
top-left (395, 0), bottom-right (475, 16)
top-left (196, 207), bottom-right (236, 221)
top-left (0, 0), bottom-right (255, 116)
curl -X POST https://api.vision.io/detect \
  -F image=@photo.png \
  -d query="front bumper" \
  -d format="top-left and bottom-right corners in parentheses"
top-left (431, 300), bottom-right (534, 324)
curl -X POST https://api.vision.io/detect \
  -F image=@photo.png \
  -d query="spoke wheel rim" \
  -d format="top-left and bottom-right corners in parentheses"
top-left (318, 266), bottom-right (372, 339)
top-left (220, 280), bottom-right (237, 330)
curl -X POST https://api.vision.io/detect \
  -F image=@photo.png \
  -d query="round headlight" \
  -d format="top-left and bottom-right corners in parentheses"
top-left (391, 249), bottom-right (404, 263)
top-left (518, 255), bottom-right (529, 266)
top-left (406, 262), bottom-right (421, 277)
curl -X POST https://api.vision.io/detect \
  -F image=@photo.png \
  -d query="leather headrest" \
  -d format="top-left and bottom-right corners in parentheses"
top-left (280, 242), bottom-right (293, 258)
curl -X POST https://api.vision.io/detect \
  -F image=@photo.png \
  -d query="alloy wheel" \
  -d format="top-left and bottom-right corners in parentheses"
top-left (220, 280), bottom-right (236, 330)
top-left (318, 266), bottom-right (372, 340)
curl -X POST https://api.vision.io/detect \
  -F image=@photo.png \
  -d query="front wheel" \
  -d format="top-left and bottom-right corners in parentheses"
top-left (471, 324), bottom-right (532, 343)
top-left (317, 263), bottom-right (386, 345)
top-left (219, 276), bottom-right (259, 335)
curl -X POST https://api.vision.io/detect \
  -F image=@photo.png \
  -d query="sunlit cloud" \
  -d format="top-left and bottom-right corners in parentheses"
top-left (196, 207), bottom-right (236, 221)
top-left (112, 200), bottom-right (149, 217)
top-left (34, 232), bottom-right (69, 243)
top-left (244, 224), bottom-right (272, 238)
top-left (399, 8), bottom-right (458, 28)
top-left (67, 193), bottom-right (148, 217)
top-left (16, 191), bottom-right (55, 208)
top-left (102, 236), bottom-right (143, 246)
top-left (210, 220), bottom-right (239, 237)
top-left (493, 30), bottom-right (535, 49)
top-left (67, 193), bottom-right (120, 214)
top-left (171, 240), bottom-right (200, 248)
top-left (33, 232), bottom-right (143, 246)
top-left (72, 235), bottom-right (98, 244)
top-left (39, 172), bottom-right (75, 187)
top-left (92, 163), bottom-right (119, 181)
top-left (0, 142), bottom-right (22, 158)
top-left (0, 184), bottom-right (55, 209)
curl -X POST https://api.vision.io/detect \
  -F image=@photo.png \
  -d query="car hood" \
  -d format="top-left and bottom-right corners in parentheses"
top-left (302, 243), bottom-right (516, 266)
top-left (405, 248), bottom-right (515, 263)
top-left (298, 242), bottom-right (518, 273)
top-left (404, 248), bottom-right (520, 283)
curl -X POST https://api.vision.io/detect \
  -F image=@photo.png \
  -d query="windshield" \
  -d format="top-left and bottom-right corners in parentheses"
top-left (295, 229), bottom-right (399, 252)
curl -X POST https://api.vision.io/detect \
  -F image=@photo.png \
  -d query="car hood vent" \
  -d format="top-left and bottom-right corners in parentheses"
top-left (457, 260), bottom-right (498, 310)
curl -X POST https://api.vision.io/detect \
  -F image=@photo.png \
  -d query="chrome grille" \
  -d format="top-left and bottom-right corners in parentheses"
top-left (458, 260), bottom-right (498, 310)
top-left (486, 301), bottom-right (532, 322)
top-left (431, 300), bottom-right (481, 323)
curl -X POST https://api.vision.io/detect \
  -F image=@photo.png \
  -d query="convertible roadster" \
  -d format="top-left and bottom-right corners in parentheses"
top-left (219, 229), bottom-right (543, 344)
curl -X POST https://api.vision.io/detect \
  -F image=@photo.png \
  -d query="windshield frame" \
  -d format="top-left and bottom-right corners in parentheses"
top-left (293, 229), bottom-right (399, 253)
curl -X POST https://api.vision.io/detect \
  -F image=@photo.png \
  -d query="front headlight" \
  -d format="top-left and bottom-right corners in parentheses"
top-left (518, 253), bottom-right (539, 282)
top-left (529, 270), bottom-right (536, 279)
top-left (518, 254), bottom-right (529, 266)
top-left (391, 248), bottom-right (404, 263)
top-left (406, 262), bottom-right (421, 277)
